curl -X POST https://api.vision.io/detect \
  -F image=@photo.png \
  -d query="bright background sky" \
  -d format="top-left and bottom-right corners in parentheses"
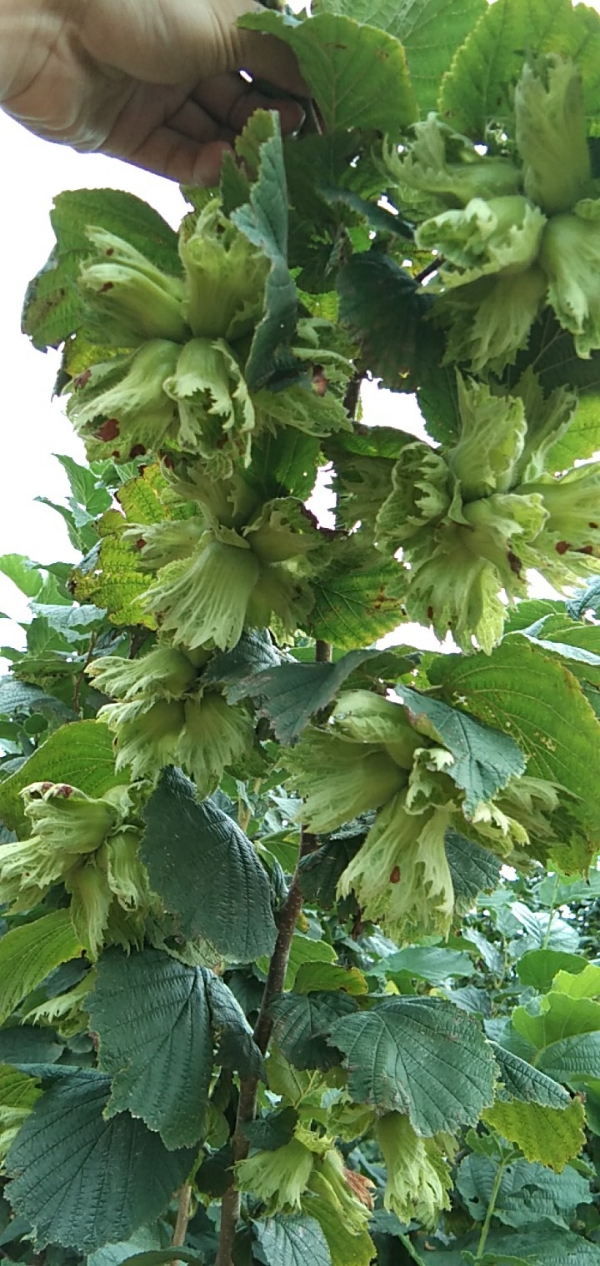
top-left (1, 0), bottom-right (595, 658)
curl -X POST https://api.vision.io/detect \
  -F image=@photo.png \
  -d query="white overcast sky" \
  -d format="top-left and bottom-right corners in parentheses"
top-left (0, 0), bottom-right (594, 656)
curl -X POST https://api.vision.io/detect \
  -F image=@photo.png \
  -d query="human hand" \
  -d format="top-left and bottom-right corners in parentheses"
top-left (0, 0), bottom-right (306, 184)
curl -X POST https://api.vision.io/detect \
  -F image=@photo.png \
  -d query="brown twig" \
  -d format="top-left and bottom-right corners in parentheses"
top-left (215, 635), bottom-right (331, 1266)
top-left (170, 1181), bottom-right (192, 1264)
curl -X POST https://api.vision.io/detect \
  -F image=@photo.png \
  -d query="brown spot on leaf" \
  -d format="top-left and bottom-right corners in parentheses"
top-left (555, 540), bottom-right (569, 555)
top-left (95, 418), bottom-right (120, 442)
top-left (390, 866), bottom-right (400, 884)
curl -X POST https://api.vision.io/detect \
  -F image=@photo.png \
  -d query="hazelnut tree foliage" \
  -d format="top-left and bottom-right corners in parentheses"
top-left (6, 0), bottom-right (600, 1262)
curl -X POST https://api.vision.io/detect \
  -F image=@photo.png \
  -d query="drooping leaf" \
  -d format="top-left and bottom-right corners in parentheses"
top-left (0, 720), bottom-right (129, 833)
top-left (482, 1098), bottom-right (585, 1170)
top-left (205, 972), bottom-right (264, 1080)
top-left (445, 830), bottom-right (501, 905)
top-left (269, 990), bottom-right (357, 1070)
top-left (0, 678), bottom-right (72, 724)
top-left (298, 830), bottom-right (364, 908)
top-left (141, 767), bottom-right (277, 962)
top-left (0, 1028), bottom-right (64, 1066)
top-left (5, 1070), bottom-right (195, 1251)
top-left (397, 685), bottom-right (525, 814)
top-left (230, 112), bottom-right (297, 390)
top-left (230, 650), bottom-right (381, 743)
top-left (0, 911), bottom-right (83, 1026)
top-left (337, 253), bottom-right (442, 392)
top-left (429, 638), bottom-right (600, 831)
top-left (204, 631), bottom-right (282, 694)
top-left (243, 1106), bottom-right (298, 1153)
top-left (239, 11), bottom-right (416, 133)
top-left (328, 996), bottom-right (497, 1132)
top-left (88, 948), bottom-right (216, 1149)
top-left (253, 1213), bottom-right (331, 1266)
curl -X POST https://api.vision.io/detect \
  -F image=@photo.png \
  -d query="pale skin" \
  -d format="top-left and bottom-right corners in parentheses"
top-left (0, 0), bottom-right (306, 184)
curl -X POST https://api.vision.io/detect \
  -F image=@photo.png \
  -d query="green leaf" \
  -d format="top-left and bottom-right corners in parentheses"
top-left (232, 650), bottom-right (382, 744)
top-left (397, 685), bottom-right (525, 814)
top-left (482, 1097), bottom-right (586, 1170)
top-left (0, 554), bottom-right (67, 605)
top-left (88, 948), bottom-right (215, 1148)
top-left (438, 0), bottom-right (600, 138)
top-left (0, 678), bottom-right (72, 723)
top-left (456, 1152), bottom-right (592, 1229)
top-left (230, 112), bottom-right (297, 390)
top-left (328, 996), bottom-right (497, 1131)
top-left (537, 1033), bottom-right (600, 1085)
top-left (5, 1069), bottom-right (195, 1251)
top-left (445, 830), bottom-right (501, 905)
top-left (0, 912), bottom-right (82, 1026)
top-left (491, 1045), bottom-right (570, 1109)
top-left (239, 12), bottom-right (416, 133)
top-left (309, 553), bottom-right (401, 649)
top-left (552, 964), bottom-right (600, 999)
top-left (243, 1106), bottom-right (298, 1153)
top-left (204, 972), bottom-right (264, 1079)
top-left (298, 831), bottom-right (364, 908)
top-left (117, 1254), bottom-right (203, 1266)
top-left (270, 991), bottom-right (357, 1070)
top-left (0, 1028), bottom-right (64, 1066)
top-left (204, 631), bottom-right (282, 695)
top-left (253, 1213), bottom-right (331, 1266)
top-left (0, 720), bottom-right (129, 833)
top-left (517, 951), bottom-right (587, 992)
top-left (22, 189), bottom-right (180, 351)
top-left (429, 638), bottom-right (600, 832)
top-left (337, 253), bottom-right (442, 392)
top-left (371, 945), bottom-right (476, 985)
top-left (313, 0), bottom-right (486, 113)
top-left (141, 768), bottom-right (277, 962)
top-left (256, 932), bottom-right (337, 992)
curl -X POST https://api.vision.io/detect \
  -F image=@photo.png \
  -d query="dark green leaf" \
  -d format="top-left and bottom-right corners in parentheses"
top-left (398, 685), bottom-right (525, 814)
top-left (0, 677), bottom-right (72, 723)
top-left (243, 1106), bottom-right (298, 1153)
top-left (371, 945), bottom-right (476, 985)
top-left (5, 1070), bottom-right (195, 1251)
top-left (205, 973), bottom-right (264, 1080)
top-left (231, 650), bottom-right (381, 743)
top-left (88, 948), bottom-right (216, 1149)
top-left (141, 768), bottom-right (277, 962)
top-left (491, 1045), bottom-right (571, 1109)
top-left (328, 995), bottom-right (497, 1131)
top-left (517, 951), bottom-right (587, 993)
top-left (0, 1028), bottom-right (63, 1066)
top-left (203, 632), bottom-right (282, 695)
top-left (457, 1152), bottom-right (592, 1229)
top-left (338, 252), bottom-right (442, 392)
top-left (298, 831), bottom-right (364, 908)
top-left (445, 830), bottom-right (501, 905)
top-left (253, 1213), bottom-right (331, 1266)
top-left (270, 990), bottom-right (357, 1069)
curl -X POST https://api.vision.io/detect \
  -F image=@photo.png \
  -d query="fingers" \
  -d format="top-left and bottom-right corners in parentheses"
top-left (190, 73), bottom-right (305, 134)
top-left (116, 125), bottom-right (233, 185)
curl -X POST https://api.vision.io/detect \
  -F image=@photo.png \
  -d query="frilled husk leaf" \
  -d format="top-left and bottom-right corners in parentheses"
top-left (143, 535), bottom-right (262, 651)
top-left (163, 337), bottom-right (255, 472)
top-left (99, 697), bottom-right (185, 778)
top-left (80, 227), bottom-right (188, 346)
top-left (66, 340), bottom-right (181, 461)
top-left (384, 114), bottom-right (521, 221)
top-left (235, 1137), bottom-right (315, 1212)
top-left (338, 792), bottom-right (455, 941)
top-left (331, 690), bottom-right (421, 769)
top-left (515, 56), bottom-right (592, 215)
top-left (438, 265), bottom-right (548, 376)
top-left (447, 375), bottom-right (527, 501)
top-left (376, 441), bottom-right (450, 552)
top-left (177, 693), bottom-right (256, 797)
top-left (180, 198), bottom-right (269, 341)
top-left (374, 1112), bottom-right (453, 1229)
top-left (88, 645), bottom-right (198, 702)
top-left (287, 728), bottom-right (408, 835)
top-left (416, 196), bottom-right (546, 290)
top-left (539, 203), bottom-right (600, 358)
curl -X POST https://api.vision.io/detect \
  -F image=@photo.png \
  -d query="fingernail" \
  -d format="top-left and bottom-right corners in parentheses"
top-left (276, 99), bottom-right (306, 136)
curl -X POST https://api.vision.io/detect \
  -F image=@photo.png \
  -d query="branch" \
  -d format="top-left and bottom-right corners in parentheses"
top-left (215, 631), bottom-right (330, 1266)
top-left (170, 1181), bottom-right (192, 1265)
